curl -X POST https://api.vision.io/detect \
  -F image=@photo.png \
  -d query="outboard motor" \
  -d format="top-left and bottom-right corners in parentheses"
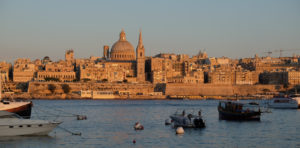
top-left (194, 118), bottom-right (205, 128)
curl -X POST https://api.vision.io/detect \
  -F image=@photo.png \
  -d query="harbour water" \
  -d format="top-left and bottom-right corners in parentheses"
top-left (1, 100), bottom-right (300, 148)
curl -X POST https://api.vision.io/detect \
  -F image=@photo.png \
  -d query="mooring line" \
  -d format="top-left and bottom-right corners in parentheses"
top-left (57, 125), bottom-right (82, 136)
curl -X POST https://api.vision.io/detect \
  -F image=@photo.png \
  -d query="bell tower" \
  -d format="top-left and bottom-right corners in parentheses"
top-left (136, 30), bottom-right (145, 82)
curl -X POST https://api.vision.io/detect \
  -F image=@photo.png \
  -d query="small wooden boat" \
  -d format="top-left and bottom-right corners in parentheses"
top-left (218, 101), bottom-right (261, 121)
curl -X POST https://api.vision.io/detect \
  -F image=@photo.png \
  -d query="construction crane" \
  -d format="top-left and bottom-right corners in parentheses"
top-left (263, 49), bottom-right (300, 57)
top-left (263, 51), bottom-right (273, 57)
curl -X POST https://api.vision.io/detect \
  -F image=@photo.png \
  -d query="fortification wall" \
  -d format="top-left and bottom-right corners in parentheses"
top-left (165, 83), bottom-right (280, 96)
top-left (28, 82), bottom-right (155, 95)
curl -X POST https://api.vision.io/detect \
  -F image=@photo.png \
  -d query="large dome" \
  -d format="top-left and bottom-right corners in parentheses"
top-left (111, 40), bottom-right (134, 53)
top-left (110, 30), bottom-right (136, 61)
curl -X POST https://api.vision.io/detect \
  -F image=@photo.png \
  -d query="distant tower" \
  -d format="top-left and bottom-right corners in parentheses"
top-left (103, 45), bottom-right (109, 59)
top-left (136, 30), bottom-right (145, 82)
top-left (65, 49), bottom-right (74, 62)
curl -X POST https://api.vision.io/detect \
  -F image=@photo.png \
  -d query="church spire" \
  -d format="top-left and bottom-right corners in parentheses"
top-left (138, 29), bottom-right (143, 48)
top-left (136, 29), bottom-right (145, 82)
top-left (119, 29), bottom-right (126, 41)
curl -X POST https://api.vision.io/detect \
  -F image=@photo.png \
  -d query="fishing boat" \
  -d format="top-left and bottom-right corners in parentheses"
top-left (268, 96), bottom-right (298, 109)
top-left (218, 101), bottom-right (261, 120)
top-left (0, 111), bottom-right (61, 136)
top-left (169, 109), bottom-right (205, 128)
top-left (0, 77), bottom-right (32, 118)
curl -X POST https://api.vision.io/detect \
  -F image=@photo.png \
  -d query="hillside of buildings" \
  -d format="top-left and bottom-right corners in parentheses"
top-left (1, 30), bottom-right (300, 99)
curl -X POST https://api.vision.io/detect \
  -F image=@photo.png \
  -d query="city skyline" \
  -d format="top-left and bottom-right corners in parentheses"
top-left (1, 0), bottom-right (300, 63)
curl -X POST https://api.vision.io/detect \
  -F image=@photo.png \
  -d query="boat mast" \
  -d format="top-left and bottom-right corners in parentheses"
top-left (0, 75), bottom-right (2, 100)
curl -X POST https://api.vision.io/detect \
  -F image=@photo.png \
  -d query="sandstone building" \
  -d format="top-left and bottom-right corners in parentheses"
top-left (79, 29), bottom-right (145, 83)
top-left (0, 61), bottom-right (11, 82)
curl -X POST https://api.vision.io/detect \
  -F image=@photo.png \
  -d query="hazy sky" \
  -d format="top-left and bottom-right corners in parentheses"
top-left (1, 0), bottom-right (300, 63)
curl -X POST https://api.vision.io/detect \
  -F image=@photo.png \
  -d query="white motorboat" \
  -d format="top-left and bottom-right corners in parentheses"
top-left (0, 111), bottom-right (61, 136)
top-left (0, 77), bottom-right (32, 118)
top-left (0, 101), bottom-right (32, 119)
top-left (169, 109), bottom-right (205, 128)
top-left (268, 97), bottom-right (298, 109)
top-left (290, 94), bottom-right (300, 108)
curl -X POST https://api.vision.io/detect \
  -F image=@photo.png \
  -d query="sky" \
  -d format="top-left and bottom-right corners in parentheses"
top-left (0, 0), bottom-right (300, 63)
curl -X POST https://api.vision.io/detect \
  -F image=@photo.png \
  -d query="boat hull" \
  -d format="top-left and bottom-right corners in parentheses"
top-left (218, 109), bottom-right (261, 121)
top-left (268, 98), bottom-right (298, 109)
top-left (1, 102), bottom-right (32, 119)
top-left (268, 104), bottom-right (298, 109)
top-left (170, 115), bottom-right (205, 128)
top-left (0, 122), bottom-right (60, 136)
top-left (291, 97), bottom-right (300, 108)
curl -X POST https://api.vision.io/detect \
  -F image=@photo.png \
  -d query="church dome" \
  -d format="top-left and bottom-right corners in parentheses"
top-left (110, 29), bottom-right (136, 61)
top-left (111, 41), bottom-right (134, 53)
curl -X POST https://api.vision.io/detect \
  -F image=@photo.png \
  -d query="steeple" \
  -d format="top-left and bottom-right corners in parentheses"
top-left (138, 30), bottom-right (143, 48)
top-left (136, 29), bottom-right (145, 82)
top-left (119, 29), bottom-right (126, 41)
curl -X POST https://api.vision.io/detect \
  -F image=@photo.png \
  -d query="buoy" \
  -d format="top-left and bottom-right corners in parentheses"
top-left (176, 127), bottom-right (184, 134)
top-left (133, 139), bottom-right (136, 144)
top-left (134, 122), bottom-right (144, 130)
top-left (165, 119), bottom-right (171, 125)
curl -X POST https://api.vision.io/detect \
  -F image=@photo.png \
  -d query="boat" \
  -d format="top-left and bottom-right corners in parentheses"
top-left (0, 101), bottom-right (33, 119)
top-left (80, 90), bottom-right (116, 99)
top-left (218, 101), bottom-right (261, 120)
top-left (289, 94), bottom-right (300, 108)
top-left (268, 96), bottom-right (298, 109)
top-left (0, 77), bottom-right (32, 118)
top-left (0, 111), bottom-right (61, 136)
top-left (169, 109), bottom-right (205, 128)
top-left (92, 91), bottom-right (116, 99)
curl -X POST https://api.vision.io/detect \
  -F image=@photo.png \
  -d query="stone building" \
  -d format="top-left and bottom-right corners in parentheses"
top-left (36, 52), bottom-right (76, 82)
top-left (13, 58), bottom-right (36, 82)
top-left (287, 71), bottom-right (300, 85)
top-left (169, 69), bottom-right (204, 84)
top-left (77, 29), bottom-right (146, 83)
top-left (260, 70), bottom-right (300, 85)
top-left (234, 70), bottom-right (257, 85)
top-left (37, 71), bottom-right (76, 82)
top-left (0, 61), bottom-right (11, 82)
top-left (65, 49), bottom-right (75, 63)
top-left (207, 70), bottom-right (232, 84)
top-left (259, 71), bottom-right (287, 85)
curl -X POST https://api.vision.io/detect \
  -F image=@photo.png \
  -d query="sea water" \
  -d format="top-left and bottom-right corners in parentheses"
top-left (0, 100), bottom-right (299, 148)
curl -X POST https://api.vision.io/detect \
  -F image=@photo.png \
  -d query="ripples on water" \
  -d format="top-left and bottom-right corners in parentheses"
top-left (0, 100), bottom-right (300, 148)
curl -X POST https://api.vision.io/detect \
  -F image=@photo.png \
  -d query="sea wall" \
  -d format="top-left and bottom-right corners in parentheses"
top-left (6, 82), bottom-right (288, 100)
top-left (165, 83), bottom-right (281, 96)
top-left (27, 82), bottom-right (157, 99)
